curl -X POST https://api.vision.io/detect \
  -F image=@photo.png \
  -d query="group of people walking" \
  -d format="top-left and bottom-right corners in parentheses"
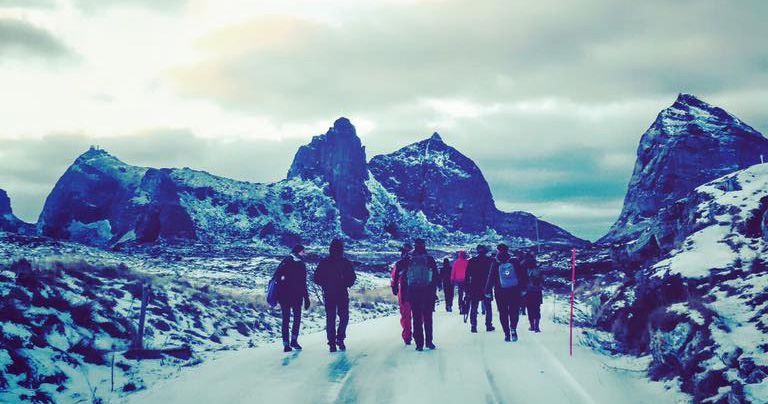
top-left (270, 237), bottom-right (544, 353)
top-left (395, 241), bottom-right (543, 347)
top-left (271, 239), bottom-right (356, 352)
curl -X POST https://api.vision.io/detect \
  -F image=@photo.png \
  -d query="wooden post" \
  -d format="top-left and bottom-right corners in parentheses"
top-left (136, 283), bottom-right (150, 349)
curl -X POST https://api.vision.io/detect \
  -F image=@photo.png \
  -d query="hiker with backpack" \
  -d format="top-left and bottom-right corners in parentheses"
top-left (466, 245), bottom-right (495, 333)
top-left (274, 244), bottom-right (311, 352)
top-left (313, 239), bottom-right (357, 352)
top-left (391, 243), bottom-right (413, 345)
top-left (485, 243), bottom-right (528, 342)
top-left (523, 253), bottom-right (543, 333)
top-left (401, 238), bottom-right (439, 351)
top-left (440, 258), bottom-right (454, 312)
top-left (451, 250), bottom-right (469, 315)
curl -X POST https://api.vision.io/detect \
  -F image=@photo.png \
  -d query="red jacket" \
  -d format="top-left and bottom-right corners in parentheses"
top-left (450, 251), bottom-right (469, 284)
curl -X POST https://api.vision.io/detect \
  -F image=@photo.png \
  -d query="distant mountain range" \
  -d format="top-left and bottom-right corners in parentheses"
top-left (19, 118), bottom-right (580, 248)
top-left (3, 93), bottom-right (765, 250)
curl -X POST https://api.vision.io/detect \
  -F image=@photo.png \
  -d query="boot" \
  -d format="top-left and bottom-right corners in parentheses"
top-left (528, 318), bottom-right (535, 332)
top-left (290, 336), bottom-right (302, 350)
top-left (329, 343), bottom-right (337, 353)
top-left (534, 319), bottom-right (541, 333)
top-left (283, 342), bottom-right (292, 352)
top-left (504, 334), bottom-right (511, 342)
top-left (471, 326), bottom-right (477, 333)
top-left (486, 325), bottom-right (495, 332)
top-left (337, 340), bottom-right (346, 351)
top-left (404, 339), bottom-right (412, 346)
top-left (510, 330), bottom-right (518, 342)
top-left (426, 342), bottom-right (436, 350)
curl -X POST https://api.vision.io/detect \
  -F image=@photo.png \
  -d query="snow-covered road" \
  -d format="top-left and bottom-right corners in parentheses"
top-left (129, 308), bottom-right (683, 404)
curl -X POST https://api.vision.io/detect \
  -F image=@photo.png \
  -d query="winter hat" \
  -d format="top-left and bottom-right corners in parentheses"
top-left (330, 238), bottom-right (344, 256)
top-left (291, 244), bottom-right (305, 255)
top-left (401, 243), bottom-right (413, 253)
top-left (496, 243), bottom-right (509, 253)
top-left (476, 245), bottom-right (488, 255)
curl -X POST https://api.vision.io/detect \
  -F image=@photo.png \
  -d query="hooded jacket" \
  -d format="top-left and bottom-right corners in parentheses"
top-left (313, 241), bottom-right (357, 299)
top-left (274, 254), bottom-right (310, 304)
top-left (466, 252), bottom-right (494, 299)
top-left (450, 251), bottom-right (469, 284)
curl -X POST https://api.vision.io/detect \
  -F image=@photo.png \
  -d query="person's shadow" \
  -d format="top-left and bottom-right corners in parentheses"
top-left (281, 350), bottom-right (301, 367)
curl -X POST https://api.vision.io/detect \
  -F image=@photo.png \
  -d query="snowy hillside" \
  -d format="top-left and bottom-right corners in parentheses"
top-left (592, 164), bottom-right (768, 403)
top-left (0, 233), bottom-right (396, 403)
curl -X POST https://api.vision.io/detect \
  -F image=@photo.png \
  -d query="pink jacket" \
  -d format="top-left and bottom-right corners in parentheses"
top-left (450, 251), bottom-right (469, 284)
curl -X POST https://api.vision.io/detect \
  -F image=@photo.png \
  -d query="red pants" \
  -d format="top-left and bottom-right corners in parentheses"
top-left (398, 288), bottom-right (412, 343)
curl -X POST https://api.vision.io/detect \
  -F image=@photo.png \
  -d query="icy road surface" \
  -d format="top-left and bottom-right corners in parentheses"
top-left (129, 309), bottom-right (683, 404)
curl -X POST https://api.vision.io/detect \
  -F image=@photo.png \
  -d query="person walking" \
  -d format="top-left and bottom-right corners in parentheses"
top-left (314, 239), bottom-right (357, 352)
top-left (274, 244), bottom-right (311, 352)
top-left (485, 244), bottom-right (528, 342)
top-left (451, 251), bottom-right (469, 315)
top-left (440, 258), bottom-right (454, 312)
top-left (391, 243), bottom-right (413, 345)
top-left (523, 253), bottom-right (543, 333)
top-left (402, 238), bottom-right (439, 351)
top-left (466, 245), bottom-right (495, 333)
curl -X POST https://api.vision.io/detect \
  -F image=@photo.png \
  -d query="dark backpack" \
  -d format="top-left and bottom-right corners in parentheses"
top-left (498, 261), bottom-right (518, 288)
top-left (407, 254), bottom-right (432, 287)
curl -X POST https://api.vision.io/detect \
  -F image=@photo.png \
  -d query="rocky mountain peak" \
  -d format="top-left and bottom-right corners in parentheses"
top-left (287, 118), bottom-right (370, 238)
top-left (330, 117), bottom-right (355, 135)
top-left (0, 189), bottom-right (11, 215)
top-left (429, 132), bottom-right (443, 142)
top-left (600, 94), bottom-right (768, 244)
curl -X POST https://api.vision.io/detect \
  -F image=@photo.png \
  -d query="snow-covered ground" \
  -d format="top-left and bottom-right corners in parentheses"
top-left (127, 305), bottom-right (687, 404)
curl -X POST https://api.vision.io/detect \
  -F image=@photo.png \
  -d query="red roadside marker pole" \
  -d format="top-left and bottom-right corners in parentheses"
top-left (570, 248), bottom-right (576, 357)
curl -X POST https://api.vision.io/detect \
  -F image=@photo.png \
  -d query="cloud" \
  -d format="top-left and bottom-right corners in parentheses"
top-left (169, 0), bottom-right (768, 120)
top-left (0, 130), bottom-right (306, 223)
top-left (74, 0), bottom-right (188, 13)
top-left (0, 0), bottom-right (56, 8)
top-left (0, 18), bottom-right (74, 60)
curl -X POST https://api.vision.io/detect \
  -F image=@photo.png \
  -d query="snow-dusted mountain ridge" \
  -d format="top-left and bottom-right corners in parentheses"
top-left (34, 120), bottom-right (583, 248)
top-left (600, 93), bottom-right (768, 244)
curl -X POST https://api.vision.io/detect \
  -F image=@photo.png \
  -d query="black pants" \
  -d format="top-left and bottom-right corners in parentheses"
top-left (410, 292), bottom-right (434, 348)
top-left (527, 302), bottom-right (541, 321)
top-left (279, 300), bottom-right (302, 344)
top-left (456, 283), bottom-right (467, 313)
top-left (324, 295), bottom-right (350, 344)
top-left (470, 297), bottom-right (493, 328)
top-left (495, 288), bottom-right (522, 336)
top-left (443, 281), bottom-right (454, 310)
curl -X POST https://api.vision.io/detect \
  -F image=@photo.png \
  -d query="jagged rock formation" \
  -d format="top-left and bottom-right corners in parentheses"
top-left (0, 189), bottom-right (33, 233)
top-left (600, 94), bottom-right (768, 244)
top-left (37, 120), bottom-right (585, 247)
top-left (368, 133), bottom-right (582, 243)
top-left (38, 147), bottom-right (341, 246)
top-left (287, 117), bottom-right (370, 238)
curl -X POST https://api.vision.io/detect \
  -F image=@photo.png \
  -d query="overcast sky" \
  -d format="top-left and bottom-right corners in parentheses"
top-left (1, 0), bottom-right (766, 241)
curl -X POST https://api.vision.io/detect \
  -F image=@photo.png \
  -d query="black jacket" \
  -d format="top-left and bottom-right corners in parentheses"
top-left (314, 253), bottom-right (357, 299)
top-left (274, 254), bottom-right (310, 304)
top-left (466, 254), bottom-right (494, 299)
top-left (485, 253), bottom-right (528, 296)
top-left (439, 261), bottom-right (452, 287)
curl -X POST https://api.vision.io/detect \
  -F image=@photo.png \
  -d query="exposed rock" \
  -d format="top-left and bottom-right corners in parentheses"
top-left (0, 189), bottom-right (35, 234)
top-left (287, 117), bottom-right (370, 238)
top-left (369, 133), bottom-right (584, 243)
top-left (601, 94), bottom-right (768, 244)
